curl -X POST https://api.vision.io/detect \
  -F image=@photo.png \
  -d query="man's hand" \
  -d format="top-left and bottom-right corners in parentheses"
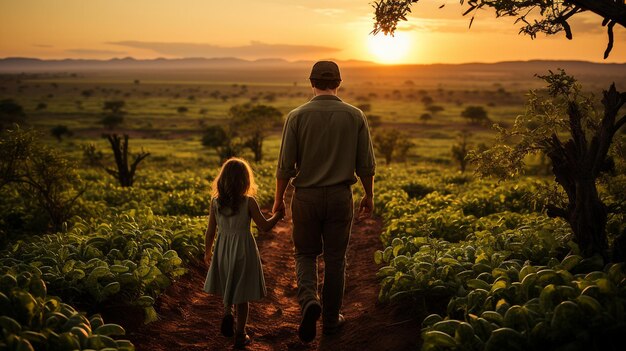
top-left (276, 208), bottom-right (285, 220)
top-left (204, 251), bottom-right (212, 267)
top-left (358, 195), bottom-right (374, 219)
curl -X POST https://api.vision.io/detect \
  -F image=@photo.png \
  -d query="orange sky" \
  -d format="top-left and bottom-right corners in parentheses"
top-left (1, 0), bottom-right (624, 64)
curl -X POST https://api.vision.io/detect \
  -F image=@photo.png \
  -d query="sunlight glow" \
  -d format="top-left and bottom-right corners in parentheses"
top-left (367, 32), bottom-right (411, 64)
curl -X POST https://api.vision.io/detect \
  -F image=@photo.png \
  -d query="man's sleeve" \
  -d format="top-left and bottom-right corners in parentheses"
top-left (276, 113), bottom-right (298, 179)
top-left (356, 112), bottom-right (376, 178)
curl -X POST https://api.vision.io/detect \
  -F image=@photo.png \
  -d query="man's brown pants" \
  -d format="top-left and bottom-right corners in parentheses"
top-left (290, 184), bottom-right (353, 325)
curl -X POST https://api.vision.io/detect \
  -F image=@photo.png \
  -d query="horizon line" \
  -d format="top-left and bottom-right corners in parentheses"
top-left (1, 56), bottom-right (625, 66)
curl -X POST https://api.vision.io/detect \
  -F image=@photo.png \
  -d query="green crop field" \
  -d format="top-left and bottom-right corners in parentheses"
top-left (1, 65), bottom-right (625, 351)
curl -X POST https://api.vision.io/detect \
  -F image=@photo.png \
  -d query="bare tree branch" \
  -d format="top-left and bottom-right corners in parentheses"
top-left (371, 0), bottom-right (626, 57)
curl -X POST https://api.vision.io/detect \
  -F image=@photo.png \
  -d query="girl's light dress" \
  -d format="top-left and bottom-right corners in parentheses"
top-left (204, 196), bottom-right (267, 307)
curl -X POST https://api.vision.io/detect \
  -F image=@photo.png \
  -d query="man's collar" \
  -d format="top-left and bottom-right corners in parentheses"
top-left (311, 95), bottom-right (342, 102)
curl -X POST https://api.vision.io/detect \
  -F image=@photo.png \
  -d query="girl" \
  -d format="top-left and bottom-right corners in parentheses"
top-left (203, 157), bottom-right (283, 348)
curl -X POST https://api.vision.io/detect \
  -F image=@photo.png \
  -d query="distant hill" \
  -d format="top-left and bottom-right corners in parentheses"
top-left (0, 57), bottom-right (375, 71)
top-left (0, 57), bottom-right (623, 85)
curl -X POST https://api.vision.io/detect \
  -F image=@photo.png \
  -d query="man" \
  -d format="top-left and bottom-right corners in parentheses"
top-left (272, 61), bottom-right (376, 343)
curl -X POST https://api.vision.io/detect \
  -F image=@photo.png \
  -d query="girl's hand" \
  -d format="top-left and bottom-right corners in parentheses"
top-left (204, 251), bottom-right (211, 267)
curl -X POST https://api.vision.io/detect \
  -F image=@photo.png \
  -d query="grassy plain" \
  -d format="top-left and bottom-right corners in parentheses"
top-left (2, 60), bottom-right (624, 171)
top-left (1, 72), bottom-right (547, 169)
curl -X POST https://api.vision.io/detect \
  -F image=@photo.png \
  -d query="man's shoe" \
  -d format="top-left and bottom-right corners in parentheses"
top-left (298, 300), bottom-right (322, 343)
top-left (234, 333), bottom-right (251, 349)
top-left (220, 314), bottom-right (234, 337)
top-left (322, 314), bottom-right (345, 335)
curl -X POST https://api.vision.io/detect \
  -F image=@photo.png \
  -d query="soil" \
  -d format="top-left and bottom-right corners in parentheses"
top-left (126, 207), bottom-right (428, 351)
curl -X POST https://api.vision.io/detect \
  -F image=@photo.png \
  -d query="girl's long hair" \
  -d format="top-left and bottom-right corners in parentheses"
top-left (211, 158), bottom-right (258, 216)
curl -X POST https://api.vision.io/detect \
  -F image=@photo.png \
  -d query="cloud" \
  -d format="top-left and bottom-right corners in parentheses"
top-left (107, 40), bottom-right (340, 59)
top-left (568, 15), bottom-right (604, 35)
top-left (66, 48), bottom-right (128, 56)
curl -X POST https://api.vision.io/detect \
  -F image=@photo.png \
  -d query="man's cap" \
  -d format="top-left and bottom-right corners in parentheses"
top-left (309, 61), bottom-right (341, 81)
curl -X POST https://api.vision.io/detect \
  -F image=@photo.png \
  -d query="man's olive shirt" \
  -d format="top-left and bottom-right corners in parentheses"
top-left (276, 95), bottom-right (376, 187)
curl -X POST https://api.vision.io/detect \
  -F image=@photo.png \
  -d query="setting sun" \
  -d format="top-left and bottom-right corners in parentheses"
top-left (367, 32), bottom-right (411, 64)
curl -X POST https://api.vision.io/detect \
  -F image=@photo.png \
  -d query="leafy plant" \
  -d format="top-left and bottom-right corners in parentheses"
top-left (0, 265), bottom-right (134, 351)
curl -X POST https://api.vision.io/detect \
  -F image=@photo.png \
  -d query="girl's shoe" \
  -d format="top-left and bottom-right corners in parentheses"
top-left (220, 314), bottom-right (234, 337)
top-left (234, 333), bottom-right (251, 349)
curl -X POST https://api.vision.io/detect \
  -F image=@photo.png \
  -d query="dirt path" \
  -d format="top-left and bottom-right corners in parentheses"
top-left (128, 208), bottom-right (423, 351)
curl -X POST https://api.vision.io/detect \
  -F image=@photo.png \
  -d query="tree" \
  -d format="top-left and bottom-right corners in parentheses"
top-left (470, 71), bottom-right (626, 260)
top-left (451, 130), bottom-right (472, 173)
top-left (177, 106), bottom-right (189, 114)
top-left (371, 0), bottom-right (626, 58)
top-left (230, 104), bottom-right (283, 162)
top-left (81, 143), bottom-right (104, 168)
top-left (0, 127), bottom-right (84, 231)
top-left (368, 114), bottom-right (382, 129)
top-left (103, 100), bottom-right (125, 114)
top-left (395, 137), bottom-right (414, 163)
top-left (461, 106), bottom-right (489, 124)
top-left (419, 113), bottom-right (432, 124)
top-left (51, 125), bottom-right (73, 142)
top-left (101, 114), bottom-right (124, 130)
top-left (374, 128), bottom-right (414, 164)
top-left (201, 125), bottom-right (243, 162)
top-left (357, 103), bottom-right (372, 113)
top-left (0, 99), bottom-right (25, 129)
top-left (103, 134), bottom-right (150, 187)
top-left (101, 100), bottom-right (125, 130)
top-left (421, 95), bottom-right (434, 106)
top-left (426, 105), bottom-right (444, 116)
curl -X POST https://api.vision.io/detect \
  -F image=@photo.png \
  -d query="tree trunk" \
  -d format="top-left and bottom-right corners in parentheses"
top-left (385, 153), bottom-right (392, 165)
top-left (569, 180), bottom-right (608, 258)
top-left (104, 134), bottom-right (149, 187)
top-left (252, 136), bottom-right (263, 162)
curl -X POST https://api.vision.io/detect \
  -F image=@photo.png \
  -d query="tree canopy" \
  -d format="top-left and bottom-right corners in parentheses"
top-left (374, 128), bottom-right (414, 164)
top-left (230, 104), bottom-right (283, 162)
top-left (0, 99), bottom-right (25, 129)
top-left (0, 127), bottom-right (84, 231)
top-left (102, 100), bottom-right (125, 114)
top-left (371, 0), bottom-right (626, 58)
top-left (461, 105), bottom-right (489, 124)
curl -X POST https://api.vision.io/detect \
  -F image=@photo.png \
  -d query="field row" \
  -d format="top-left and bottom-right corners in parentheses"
top-left (372, 165), bottom-right (626, 350)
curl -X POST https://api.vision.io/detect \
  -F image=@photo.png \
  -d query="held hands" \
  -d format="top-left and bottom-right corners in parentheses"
top-left (270, 201), bottom-right (285, 229)
top-left (272, 199), bottom-right (286, 215)
top-left (274, 208), bottom-right (285, 221)
top-left (358, 194), bottom-right (374, 220)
